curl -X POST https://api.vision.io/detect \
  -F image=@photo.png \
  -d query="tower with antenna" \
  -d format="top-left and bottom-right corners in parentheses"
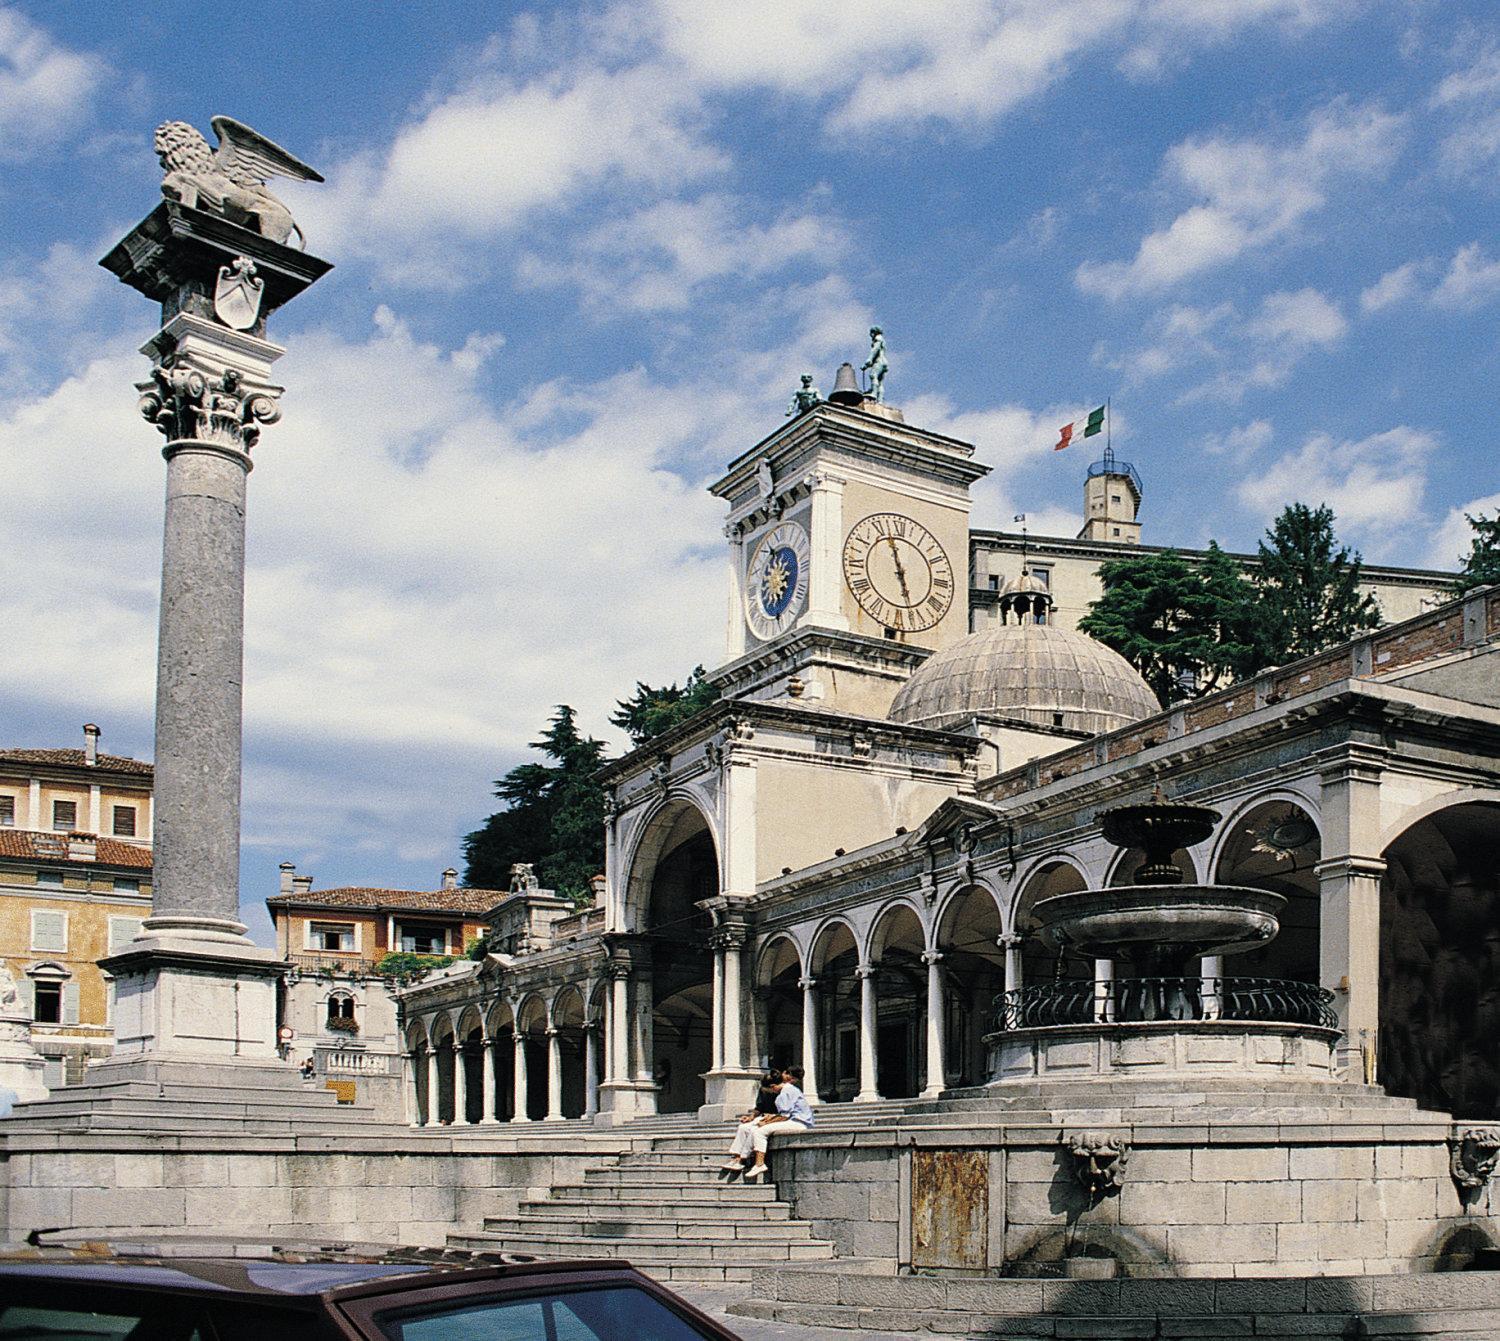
top-left (1079, 445), bottom-right (1143, 544)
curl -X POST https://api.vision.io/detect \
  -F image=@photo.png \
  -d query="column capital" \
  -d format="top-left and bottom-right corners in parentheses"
top-left (855, 964), bottom-right (878, 981)
top-left (1315, 856), bottom-right (1388, 881)
top-left (797, 975), bottom-right (817, 991)
top-left (921, 949), bottom-right (944, 966)
top-left (998, 933), bottom-right (1025, 950)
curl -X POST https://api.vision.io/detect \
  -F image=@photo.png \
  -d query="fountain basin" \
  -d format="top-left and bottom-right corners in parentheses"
top-left (1032, 884), bottom-right (1285, 971)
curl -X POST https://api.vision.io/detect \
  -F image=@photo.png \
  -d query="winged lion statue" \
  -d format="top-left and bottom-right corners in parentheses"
top-left (153, 116), bottom-right (324, 248)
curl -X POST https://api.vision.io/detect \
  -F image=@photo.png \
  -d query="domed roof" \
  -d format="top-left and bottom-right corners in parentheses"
top-left (888, 621), bottom-right (1160, 735)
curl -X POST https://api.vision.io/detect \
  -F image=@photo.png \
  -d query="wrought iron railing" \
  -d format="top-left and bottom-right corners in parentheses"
top-left (992, 976), bottom-right (1337, 1032)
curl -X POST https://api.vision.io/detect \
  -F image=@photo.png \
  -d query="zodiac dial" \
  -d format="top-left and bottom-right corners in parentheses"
top-left (842, 512), bottom-right (954, 633)
top-left (745, 520), bottom-right (811, 642)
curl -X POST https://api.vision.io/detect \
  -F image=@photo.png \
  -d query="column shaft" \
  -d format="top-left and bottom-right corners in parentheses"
top-left (403, 1052), bottom-right (418, 1126)
top-left (584, 1027), bottom-right (599, 1116)
top-left (711, 950), bottom-right (726, 1072)
top-left (799, 977), bottom-right (820, 1103)
top-left (425, 1047), bottom-right (439, 1126)
top-left (452, 1042), bottom-right (468, 1124)
top-left (512, 1033), bottom-right (530, 1122)
top-left (479, 1037), bottom-right (499, 1123)
top-left (546, 1029), bottom-right (564, 1120)
top-left (610, 974), bottom-right (630, 1084)
top-left (922, 953), bottom-right (946, 1098)
top-left (856, 967), bottom-right (880, 1102)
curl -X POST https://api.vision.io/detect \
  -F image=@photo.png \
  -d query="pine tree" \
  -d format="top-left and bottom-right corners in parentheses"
top-left (1079, 544), bottom-right (1265, 705)
top-left (1453, 511), bottom-right (1500, 595)
top-left (461, 705), bottom-right (606, 904)
top-left (1252, 504), bottom-right (1381, 664)
top-left (611, 665), bottom-right (720, 746)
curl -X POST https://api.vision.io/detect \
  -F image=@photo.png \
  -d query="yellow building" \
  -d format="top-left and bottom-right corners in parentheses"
top-left (0, 726), bottom-right (153, 1084)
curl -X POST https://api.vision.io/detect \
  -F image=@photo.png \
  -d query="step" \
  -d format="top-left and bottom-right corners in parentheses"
top-left (452, 1231), bottom-right (834, 1264)
top-left (445, 1244), bottom-right (757, 1285)
top-left (481, 1215), bottom-right (817, 1243)
top-left (522, 1198), bottom-right (792, 1222)
top-left (549, 1183), bottom-right (787, 1205)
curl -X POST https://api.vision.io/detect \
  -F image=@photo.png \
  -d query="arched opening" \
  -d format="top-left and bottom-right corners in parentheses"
top-left (869, 904), bottom-right (925, 1100)
top-left (810, 921), bottom-right (859, 1103)
top-left (1380, 801), bottom-right (1500, 1118)
top-left (430, 1018), bottom-right (456, 1124)
top-left (628, 801), bottom-right (718, 1114)
top-left (937, 886), bottom-right (1005, 1087)
top-left (325, 990), bottom-right (357, 1036)
top-left (1213, 799), bottom-right (1321, 983)
top-left (517, 996), bottom-right (549, 1121)
top-left (552, 986), bottom-right (588, 1119)
top-left (458, 1008), bottom-right (485, 1125)
top-left (406, 1023), bottom-right (430, 1125)
top-left (487, 1002), bottom-right (515, 1122)
top-left (754, 935), bottom-right (804, 1074)
top-left (1107, 846), bottom-right (1197, 887)
top-left (1014, 860), bottom-right (1091, 988)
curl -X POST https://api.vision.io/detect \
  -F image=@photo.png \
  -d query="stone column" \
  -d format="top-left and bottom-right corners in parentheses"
top-left (722, 932), bottom-right (745, 1071)
top-left (402, 1051), bottom-right (418, 1127)
top-left (1093, 958), bottom-right (1115, 1023)
top-left (425, 1046), bottom-right (439, 1126)
top-left (99, 192), bottom-right (330, 1063)
top-left (800, 470), bottom-right (849, 631)
top-left (610, 970), bottom-right (630, 1084)
top-left (631, 970), bottom-right (655, 1090)
top-left (1319, 748), bottom-right (1387, 1079)
top-left (855, 965), bottom-right (880, 1103)
top-left (512, 1029), bottom-right (530, 1122)
top-left (584, 1026), bottom-right (600, 1117)
top-left (725, 523), bottom-right (747, 661)
top-left (451, 1039), bottom-right (468, 1124)
top-left (479, 1035), bottom-right (499, 1124)
top-left (545, 1027), bottom-right (565, 1121)
top-left (999, 933), bottom-right (1024, 995)
top-left (710, 947), bottom-right (726, 1072)
top-left (921, 950), bottom-right (946, 1098)
top-left (798, 976), bottom-right (821, 1103)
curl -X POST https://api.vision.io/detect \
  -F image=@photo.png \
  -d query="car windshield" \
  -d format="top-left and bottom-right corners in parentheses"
top-left (376, 1284), bottom-right (716, 1341)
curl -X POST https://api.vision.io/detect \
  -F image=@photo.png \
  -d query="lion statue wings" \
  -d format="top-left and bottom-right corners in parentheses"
top-left (154, 116), bottom-right (324, 248)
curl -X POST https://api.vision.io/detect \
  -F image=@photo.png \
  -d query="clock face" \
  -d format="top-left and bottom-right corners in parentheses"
top-left (843, 512), bottom-right (955, 633)
top-left (745, 520), bottom-right (811, 642)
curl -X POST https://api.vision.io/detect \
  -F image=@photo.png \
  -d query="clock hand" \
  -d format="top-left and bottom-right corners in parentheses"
top-left (886, 536), bottom-right (912, 602)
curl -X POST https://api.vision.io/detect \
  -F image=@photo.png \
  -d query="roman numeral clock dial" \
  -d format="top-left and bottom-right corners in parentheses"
top-left (842, 512), bottom-right (954, 633)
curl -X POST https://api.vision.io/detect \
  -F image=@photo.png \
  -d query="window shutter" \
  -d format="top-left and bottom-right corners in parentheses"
top-left (62, 981), bottom-right (80, 1025)
top-left (31, 910), bottom-right (67, 952)
top-left (17, 978), bottom-right (33, 1016)
top-left (108, 917), bottom-right (143, 955)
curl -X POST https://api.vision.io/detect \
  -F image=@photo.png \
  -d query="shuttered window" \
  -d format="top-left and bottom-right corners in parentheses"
top-left (108, 916), bottom-right (144, 954)
top-left (51, 800), bottom-right (77, 831)
top-left (30, 909), bottom-right (67, 952)
top-left (0, 795), bottom-right (14, 826)
top-left (112, 805), bottom-right (137, 837)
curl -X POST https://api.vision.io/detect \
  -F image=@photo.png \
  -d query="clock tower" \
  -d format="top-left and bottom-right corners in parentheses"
top-left (709, 371), bottom-right (989, 716)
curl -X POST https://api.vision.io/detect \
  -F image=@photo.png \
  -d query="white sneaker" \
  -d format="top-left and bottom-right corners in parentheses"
top-left (743, 1165), bottom-right (768, 1181)
top-left (720, 1160), bottom-right (743, 1172)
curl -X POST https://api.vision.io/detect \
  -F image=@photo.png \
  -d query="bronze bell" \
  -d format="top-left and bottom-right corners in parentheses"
top-left (829, 361), bottom-right (863, 405)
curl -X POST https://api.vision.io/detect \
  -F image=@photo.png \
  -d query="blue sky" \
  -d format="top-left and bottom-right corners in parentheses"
top-left (2, 1), bottom-right (1497, 942)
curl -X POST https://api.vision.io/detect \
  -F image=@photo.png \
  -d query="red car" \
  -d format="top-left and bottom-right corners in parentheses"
top-left (0, 1244), bottom-right (745, 1341)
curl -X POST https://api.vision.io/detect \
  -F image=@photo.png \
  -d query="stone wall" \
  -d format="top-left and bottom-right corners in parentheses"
top-left (0, 1137), bottom-right (598, 1247)
top-left (773, 1124), bottom-right (1500, 1278)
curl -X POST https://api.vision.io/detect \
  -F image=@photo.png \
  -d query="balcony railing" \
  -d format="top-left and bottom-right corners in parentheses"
top-left (288, 953), bottom-right (382, 975)
top-left (992, 976), bottom-right (1337, 1032)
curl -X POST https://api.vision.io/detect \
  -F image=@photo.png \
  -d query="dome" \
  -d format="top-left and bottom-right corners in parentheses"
top-left (888, 621), bottom-right (1160, 734)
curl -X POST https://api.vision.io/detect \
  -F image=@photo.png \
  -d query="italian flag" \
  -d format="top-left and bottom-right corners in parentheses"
top-left (1055, 405), bottom-right (1105, 450)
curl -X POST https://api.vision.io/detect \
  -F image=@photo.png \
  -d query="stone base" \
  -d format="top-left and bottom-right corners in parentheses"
top-left (595, 1080), bottom-right (658, 1124)
top-left (987, 1020), bottom-right (1340, 1085)
top-left (700, 1066), bottom-right (763, 1121)
top-left (0, 1015), bottom-right (49, 1105)
top-left (101, 917), bottom-right (284, 1061)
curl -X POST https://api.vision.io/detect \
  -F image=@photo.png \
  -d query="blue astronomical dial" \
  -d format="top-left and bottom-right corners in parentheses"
top-left (745, 520), bottom-right (811, 642)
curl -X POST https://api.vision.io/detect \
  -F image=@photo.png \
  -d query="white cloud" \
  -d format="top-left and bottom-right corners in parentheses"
top-left (518, 194), bottom-right (848, 313)
top-left (0, 7), bottom-right (106, 160)
top-left (1432, 43), bottom-right (1500, 178)
top-left (1431, 242), bottom-right (1500, 310)
top-left (1425, 490), bottom-right (1500, 570)
top-left (1122, 0), bottom-right (1351, 77)
top-left (1236, 426), bottom-right (1438, 556)
top-left (1203, 419), bottom-right (1274, 459)
top-left (1361, 261), bottom-right (1422, 313)
top-left (1247, 287), bottom-right (1347, 345)
top-left (1075, 100), bottom-right (1403, 299)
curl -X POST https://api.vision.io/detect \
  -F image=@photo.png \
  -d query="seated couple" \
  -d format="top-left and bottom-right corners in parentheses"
top-left (721, 1065), bottom-right (815, 1181)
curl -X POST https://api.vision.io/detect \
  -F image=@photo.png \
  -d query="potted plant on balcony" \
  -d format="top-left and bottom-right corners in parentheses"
top-left (326, 1014), bottom-right (360, 1036)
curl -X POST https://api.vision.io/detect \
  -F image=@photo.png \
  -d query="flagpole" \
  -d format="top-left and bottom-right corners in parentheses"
top-left (1106, 396), bottom-right (1111, 453)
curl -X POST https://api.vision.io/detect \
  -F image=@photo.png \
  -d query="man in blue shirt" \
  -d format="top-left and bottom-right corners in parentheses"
top-left (722, 1066), bottom-right (815, 1181)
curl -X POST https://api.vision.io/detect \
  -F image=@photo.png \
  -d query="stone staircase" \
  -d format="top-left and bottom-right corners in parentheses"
top-left (449, 1118), bottom-right (837, 1283)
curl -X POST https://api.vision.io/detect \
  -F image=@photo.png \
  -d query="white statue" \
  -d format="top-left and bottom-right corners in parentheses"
top-left (510, 863), bottom-right (539, 894)
top-left (0, 963), bottom-right (17, 1013)
top-left (153, 116), bottom-right (324, 248)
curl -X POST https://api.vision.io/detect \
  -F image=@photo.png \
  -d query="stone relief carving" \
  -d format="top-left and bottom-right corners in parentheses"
top-left (0, 963), bottom-right (18, 1012)
top-left (154, 116), bottom-right (324, 247)
top-left (1449, 1127), bottom-right (1500, 1192)
top-left (213, 256), bottom-right (264, 330)
top-left (138, 362), bottom-right (280, 451)
top-left (1064, 1130), bottom-right (1130, 1197)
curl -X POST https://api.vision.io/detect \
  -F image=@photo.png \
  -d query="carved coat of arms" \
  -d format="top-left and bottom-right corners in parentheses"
top-left (214, 256), bottom-right (264, 331)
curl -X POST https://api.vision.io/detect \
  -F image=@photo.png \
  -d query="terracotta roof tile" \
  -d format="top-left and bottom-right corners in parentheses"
top-left (0, 748), bottom-right (153, 777)
top-left (265, 886), bottom-right (503, 915)
top-left (0, 829), bottom-right (153, 870)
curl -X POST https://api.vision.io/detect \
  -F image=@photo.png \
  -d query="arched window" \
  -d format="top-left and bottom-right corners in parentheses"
top-left (325, 991), bottom-right (357, 1034)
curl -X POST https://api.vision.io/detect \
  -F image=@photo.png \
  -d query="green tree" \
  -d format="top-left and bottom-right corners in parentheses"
top-left (1453, 511), bottom-right (1500, 595)
top-left (1252, 503), bottom-right (1381, 664)
top-left (611, 665), bottom-right (720, 746)
top-left (461, 705), bottom-right (606, 904)
top-left (1080, 544), bottom-right (1265, 705)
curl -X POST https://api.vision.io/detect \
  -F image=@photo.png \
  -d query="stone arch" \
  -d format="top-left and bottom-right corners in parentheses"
top-left (1377, 786), bottom-right (1500, 852)
top-left (516, 994), bottom-right (549, 1121)
top-left (1105, 845), bottom-right (1197, 887)
top-left (404, 1019), bottom-right (432, 1125)
top-left (429, 1014), bottom-right (457, 1125)
top-left (551, 985), bottom-right (588, 1119)
top-left (1212, 795), bottom-right (1323, 984)
top-left (1379, 800), bottom-right (1500, 1119)
top-left (621, 794), bottom-right (719, 1114)
top-left (808, 919), bottom-right (860, 1101)
top-left (936, 884), bottom-right (1007, 1088)
top-left (486, 999), bottom-right (516, 1122)
top-left (754, 933), bottom-right (805, 1075)
top-left (867, 903), bottom-right (926, 1099)
top-left (1012, 857), bottom-right (1091, 990)
top-left (454, 1005), bottom-right (486, 1124)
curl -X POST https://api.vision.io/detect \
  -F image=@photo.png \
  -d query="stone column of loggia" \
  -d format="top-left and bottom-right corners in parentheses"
top-left (855, 964), bottom-right (881, 1102)
top-left (512, 1027), bottom-right (530, 1122)
top-left (452, 1039), bottom-right (468, 1124)
top-left (479, 1035), bottom-right (499, 1124)
top-left (583, 1026), bottom-right (600, 1117)
top-left (922, 950), bottom-right (946, 1098)
top-left (426, 1047), bottom-right (440, 1126)
top-left (798, 975), bottom-right (821, 1104)
top-left (546, 1026), bottom-right (564, 1121)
